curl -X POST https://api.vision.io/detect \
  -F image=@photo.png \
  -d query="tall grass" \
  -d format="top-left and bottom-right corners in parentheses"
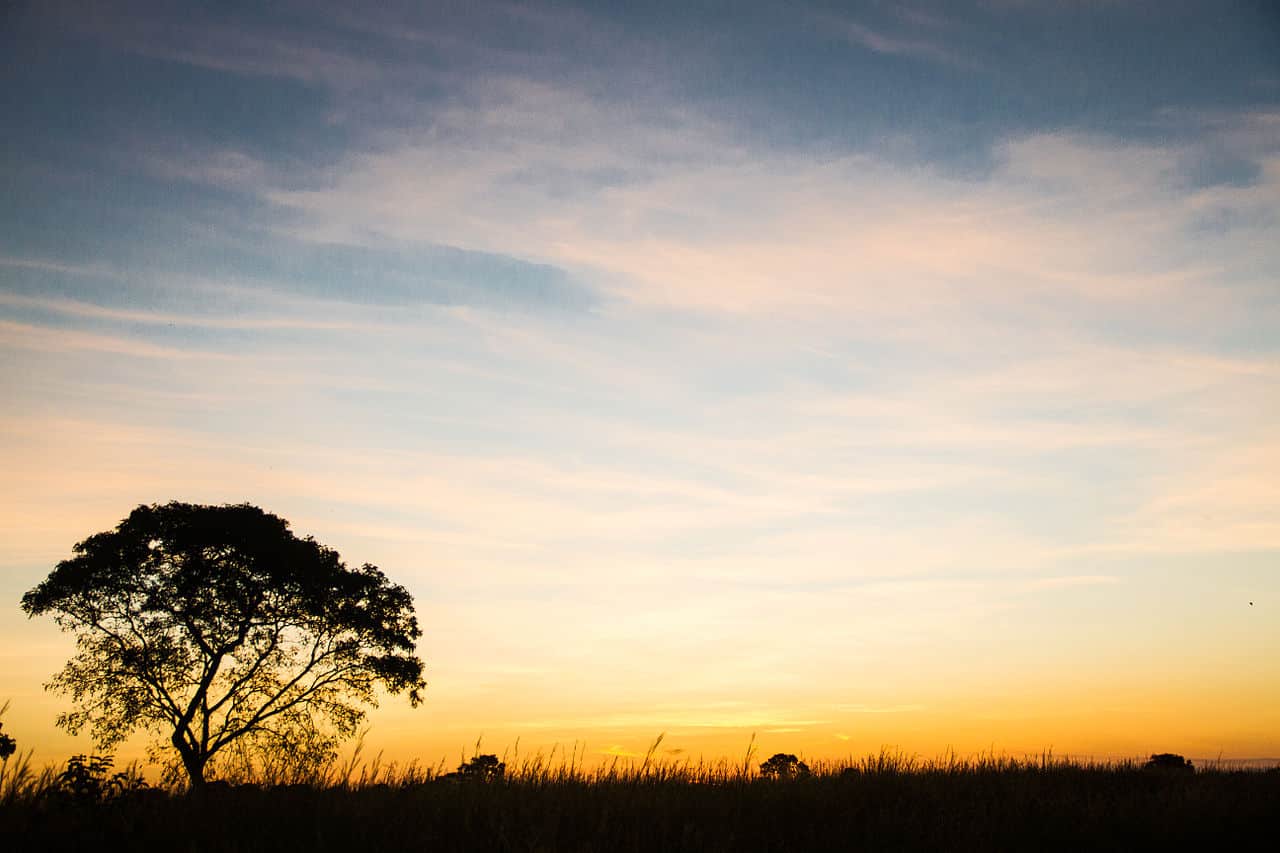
top-left (0, 700), bottom-right (55, 805)
top-left (4, 735), bottom-right (1270, 791)
top-left (3, 737), bottom-right (1277, 852)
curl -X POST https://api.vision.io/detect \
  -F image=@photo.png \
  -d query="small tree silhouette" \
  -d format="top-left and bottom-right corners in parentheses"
top-left (0, 724), bottom-right (15, 762)
top-left (759, 753), bottom-right (810, 779)
top-left (455, 753), bottom-right (504, 778)
top-left (54, 755), bottom-right (117, 802)
top-left (45, 754), bottom-right (146, 803)
top-left (1143, 753), bottom-right (1194, 772)
top-left (447, 753), bottom-right (505, 782)
top-left (0, 700), bottom-right (14, 763)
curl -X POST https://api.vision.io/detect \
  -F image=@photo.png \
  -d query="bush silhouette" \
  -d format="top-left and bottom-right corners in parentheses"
top-left (759, 753), bottom-right (810, 779)
top-left (45, 754), bottom-right (148, 804)
top-left (1143, 753), bottom-right (1194, 772)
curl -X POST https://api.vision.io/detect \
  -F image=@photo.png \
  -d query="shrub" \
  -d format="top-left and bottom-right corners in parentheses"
top-left (46, 754), bottom-right (149, 804)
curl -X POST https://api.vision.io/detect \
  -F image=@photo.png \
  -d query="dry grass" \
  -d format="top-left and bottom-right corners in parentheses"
top-left (3, 736), bottom-right (1277, 851)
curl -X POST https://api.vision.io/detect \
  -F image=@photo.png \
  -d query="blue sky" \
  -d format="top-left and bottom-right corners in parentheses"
top-left (2, 1), bottom-right (1278, 762)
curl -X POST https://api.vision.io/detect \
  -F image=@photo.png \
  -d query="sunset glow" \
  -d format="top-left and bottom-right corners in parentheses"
top-left (2, 1), bottom-right (1278, 770)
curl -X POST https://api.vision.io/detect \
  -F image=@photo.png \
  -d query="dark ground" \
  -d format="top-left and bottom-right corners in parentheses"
top-left (5, 766), bottom-right (1279, 852)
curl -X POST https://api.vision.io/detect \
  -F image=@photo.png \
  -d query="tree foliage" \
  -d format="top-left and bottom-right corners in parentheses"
top-left (21, 502), bottom-right (426, 787)
top-left (46, 754), bottom-right (149, 804)
top-left (1144, 753), bottom-right (1194, 773)
top-left (446, 754), bottom-right (506, 782)
top-left (759, 753), bottom-right (810, 779)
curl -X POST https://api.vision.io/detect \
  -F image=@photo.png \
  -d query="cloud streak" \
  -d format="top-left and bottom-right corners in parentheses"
top-left (826, 15), bottom-right (973, 69)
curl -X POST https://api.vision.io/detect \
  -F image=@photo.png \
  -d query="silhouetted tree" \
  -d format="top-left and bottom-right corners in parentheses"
top-left (21, 502), bottom-right (426, 789)
top-left (448, 754), bottom-right (505, 782)
top-left (759, 753), bottom-right (810, 779)
top-left (1144, 753), bottom-right (1194, 772)
top-left (0, 723), bottom-right (15, 761)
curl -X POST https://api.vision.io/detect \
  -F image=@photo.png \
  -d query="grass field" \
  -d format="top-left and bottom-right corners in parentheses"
top-left (3, 746), bottom-right (1278, 852)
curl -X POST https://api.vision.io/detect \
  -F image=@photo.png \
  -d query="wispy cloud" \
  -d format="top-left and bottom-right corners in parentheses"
top-left (253, 77), bottom-right (1277, 333)
top-left (0, 319), bottom-right (242, 361)
top-left (55, 0), bottom-right (389, 89)
top-left (834, 704), bottom-right (927, 714)
top-left (0, 291), bottom-right (370, 331)
top-left (0, 255), bottom-right (123, 279)
top-left (1029, 575), bottom-right (1121, 589)
top-left (503, 710), bottom-right (832, 733)
top-left (830, 17), bottom-right (973, 68)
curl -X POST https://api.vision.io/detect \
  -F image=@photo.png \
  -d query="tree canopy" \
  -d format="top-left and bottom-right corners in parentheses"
top-left (759, 753), bottom-right (810, 779)
top-left (21, 502), bottom-right (426, 787)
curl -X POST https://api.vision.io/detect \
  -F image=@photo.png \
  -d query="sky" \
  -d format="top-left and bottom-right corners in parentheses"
top-left (1, 0), bottom-right (1278, 768)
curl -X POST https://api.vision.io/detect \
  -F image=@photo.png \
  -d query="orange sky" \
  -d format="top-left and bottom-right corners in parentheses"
top-left (3, 0), bottom-right (1279, 771)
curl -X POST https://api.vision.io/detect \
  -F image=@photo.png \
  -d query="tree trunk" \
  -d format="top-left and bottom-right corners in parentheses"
top-left (173, 731), bottom-right (207, 789)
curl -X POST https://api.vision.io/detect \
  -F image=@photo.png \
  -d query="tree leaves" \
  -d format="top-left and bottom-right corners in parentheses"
top-left (21, 502), bottom-right (427, 786)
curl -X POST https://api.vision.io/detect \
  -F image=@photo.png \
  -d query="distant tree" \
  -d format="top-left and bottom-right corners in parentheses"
top-left (759, 753), bottom-right (810, 779)
top-left (445, 753), bottom-right (506, 782)
top-left (0, 722), bottom-right (15, 761)
top-left (21, 502), bottom-right (426, 789)
top-left (1143, 753), bottom-right (1194, 772)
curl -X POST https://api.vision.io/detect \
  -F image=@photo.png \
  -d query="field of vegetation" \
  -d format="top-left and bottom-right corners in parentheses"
top-left (3, 744), bottom-right (1277, 852)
